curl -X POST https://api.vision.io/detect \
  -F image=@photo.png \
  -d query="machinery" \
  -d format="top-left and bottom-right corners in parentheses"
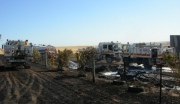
top-left (78, 41), bottom-right (123, 63)
top-left (33, 45), bottom-right (56, 54)
top-left (33, 44), bottom-right (56, 58)
top-left (96, 41), bottom-right (122, 63)
top-left (2, 39), bottom-right (33, 69)
top-left (33, 44), bottom-right (57, 65)
top-left (122, 42), bottom-right (174, 68)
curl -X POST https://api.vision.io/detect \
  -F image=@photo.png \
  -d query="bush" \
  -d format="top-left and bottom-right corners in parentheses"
top-left (78, 47), bottom-right (96, 70)
top-left (163, 53), bottom-right (180, 83)
top-left (57, 49), bottom-right (73, 70)
top-left (33, 49), bottom-right (41, 62)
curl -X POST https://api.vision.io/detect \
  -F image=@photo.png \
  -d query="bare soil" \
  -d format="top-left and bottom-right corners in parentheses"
top-left (0, 55), bottom-right (180, 104)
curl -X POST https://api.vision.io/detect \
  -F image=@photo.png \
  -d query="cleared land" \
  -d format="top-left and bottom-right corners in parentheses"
top-left (0, 54), bottom-right (180, 104)
top-left (0, 44), bottom-right (180, 104)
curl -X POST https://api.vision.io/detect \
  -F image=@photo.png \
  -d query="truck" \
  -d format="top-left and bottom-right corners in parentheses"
top-left (2, 39), bottom-right (33, 69)
top-left (96, 41), bottom-right (122, 63)
top-left (33, 44), bottom-right (56, 55)
top-left (78, 41), bottom-right (123, 63)
top-left (33, 44), bottom-right (57, 65)
top-left (122, 42), bottom-right (174, 68)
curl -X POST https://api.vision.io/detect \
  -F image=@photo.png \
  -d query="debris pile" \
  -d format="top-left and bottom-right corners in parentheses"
top-left (68, 61), bottom-right (79, 69)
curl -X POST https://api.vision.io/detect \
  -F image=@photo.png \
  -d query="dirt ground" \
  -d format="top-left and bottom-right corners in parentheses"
top-left (0, 55), bottom-right (180, 104)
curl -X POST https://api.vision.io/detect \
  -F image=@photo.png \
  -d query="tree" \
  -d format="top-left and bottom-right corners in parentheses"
top-left (77, 47), bottom-right (97, 81)
top-left (78, 47), bottom-right (97, 71)
top-left (163, 53), bottom-right (180, 84)
top-left (57, 49), bottom-right (73, 70)
top-left (33, 49), bottom-right (41, 63)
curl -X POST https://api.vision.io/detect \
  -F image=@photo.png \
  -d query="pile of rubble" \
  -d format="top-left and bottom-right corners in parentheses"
top-left (68, 61), bottom-right (79, 69)
top-left (96, 63), bottom-right (180, 94)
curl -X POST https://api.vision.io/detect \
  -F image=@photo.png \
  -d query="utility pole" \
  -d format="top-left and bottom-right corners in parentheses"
top-left (123, 58), bottom-right (126, 80)
top-left (92, 58), bottom-right (95, 83)
top-left (45, 51), bottom-right (47, 68)
top-left (158, 63), bottom-right (162, 104)
top-left (160, 64), bottom-right (162, 104)
top-left (123, 62), bottom-right (126, 80)
top-left (0, 34), bottom-right (2, 48)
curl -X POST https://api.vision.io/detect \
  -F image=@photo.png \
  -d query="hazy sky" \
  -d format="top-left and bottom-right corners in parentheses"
top-left (0, 0), bottom-right (180, 46)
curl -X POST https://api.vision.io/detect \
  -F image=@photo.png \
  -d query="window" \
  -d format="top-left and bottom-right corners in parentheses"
top-left (152, 49), bottom-right (158, 58)
top-left (114, 44), bottom-right (122, 51)
top-left (108, 45), bottom-right (113, 50)
top-left (103, 45), bottom-right (107, 49)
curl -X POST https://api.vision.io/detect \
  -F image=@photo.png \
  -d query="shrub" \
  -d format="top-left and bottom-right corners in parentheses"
top-left (33, 49), bottom-right (41, 62)
top-left (163, 53), bottom-right (180, 83)
top-left (57, 49), bottom-right (73, 70)
top-left (78, 47), bottom-right (97, 70)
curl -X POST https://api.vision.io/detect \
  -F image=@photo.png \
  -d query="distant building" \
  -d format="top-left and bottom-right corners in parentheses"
top-left (170, 35), bottom-right (180, 54)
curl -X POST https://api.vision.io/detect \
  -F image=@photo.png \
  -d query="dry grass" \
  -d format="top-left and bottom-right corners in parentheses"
top-left (56, 46), bottom-right (93, 53)
top-left (0, 49), bottom-right (3, 54)
top-left (0, 46), bottom-right (94, 54)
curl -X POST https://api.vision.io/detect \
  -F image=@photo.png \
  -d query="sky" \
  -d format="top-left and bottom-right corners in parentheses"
top-left (0, 0), bottom-right (180, 46)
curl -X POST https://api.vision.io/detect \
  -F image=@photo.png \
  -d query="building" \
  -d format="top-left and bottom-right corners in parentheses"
top-left (170, 35), bottom-right (180, 56)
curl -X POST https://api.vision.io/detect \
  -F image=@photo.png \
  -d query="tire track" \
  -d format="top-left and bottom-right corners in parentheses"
top-left (28, 77), bottom-right (43, 104)
top-left (0, 69), bottom-right (36, 104)
top-left (3, 72), bottom-right (13, 104)
top-left (0, 65), bottom-right (44, 104)
top-left (0, 77), bottom-right (3, 83)
top-left (0, 72), bottom-right (8, 102)
top-left (0, 75), bottom-right (6, 91)
top-left (19, 69), bottom-right (31, 86)
top-left (0, 80), bottom-right (6, 91)
top-left (30, 67), bottom-right (104, 103)
top-left (18, 73), bottom-right (35, 97)
top-left (31, 67), bottom-right (114, 103)
top-left (12, 70), bottom-right (30, 88)
top-left (25, 70), bottom-right (66, 103)
top-left (10, 71), bottom-right (24, 89)
top-left (29, 68), bottom-right (74, 103)
top-left (17, 69), bottom-right (44, 104)
top-left (8, 71), bottom-right (21, 103)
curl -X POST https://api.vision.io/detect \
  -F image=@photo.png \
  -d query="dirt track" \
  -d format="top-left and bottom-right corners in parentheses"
top-left (0, 55), bottom-right (180, 104)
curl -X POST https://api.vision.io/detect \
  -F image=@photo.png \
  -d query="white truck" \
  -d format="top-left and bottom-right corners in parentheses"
top-left (77, 41), bottom-right (123, 63)
top-left (122, 42), bottom-right (174, 68)
top-left (33, 44), bottom-right (56, 55)
top-left (2, 39), bottom-right (33, 69)
top-left (95, 41), bottom-right (123, 63)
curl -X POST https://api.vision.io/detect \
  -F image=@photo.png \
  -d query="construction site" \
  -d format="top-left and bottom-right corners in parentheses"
top-left (0, 36), bottom-right (180, 104)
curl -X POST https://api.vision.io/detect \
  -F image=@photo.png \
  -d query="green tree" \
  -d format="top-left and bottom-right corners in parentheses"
top-left (57, 49), bottom-right (73, 70)
top-left (33, 49), bottom-right (41, 63)
top-left (78, 47), bottom-right (97, 70)
top-left (163, 53), bottom-right (180, 83)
